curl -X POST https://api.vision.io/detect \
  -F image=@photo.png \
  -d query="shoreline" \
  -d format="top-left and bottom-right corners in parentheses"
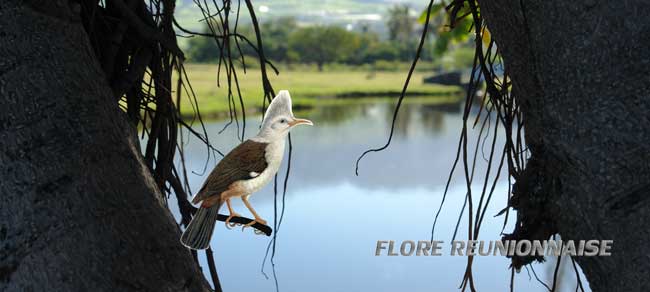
top-left (178, 93), bottom-right (464, 120)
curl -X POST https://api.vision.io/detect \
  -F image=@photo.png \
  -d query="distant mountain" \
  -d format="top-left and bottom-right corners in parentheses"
top-left (174, 0), bottom-right (427, 33)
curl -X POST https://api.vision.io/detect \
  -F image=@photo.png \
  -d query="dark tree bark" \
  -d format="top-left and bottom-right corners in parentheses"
top-left (0, 2), bottom-right (210, 291)
top-left (479, 1), bottom-right (650, 291)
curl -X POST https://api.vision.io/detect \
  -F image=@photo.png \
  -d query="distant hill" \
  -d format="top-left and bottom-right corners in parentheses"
top-left (175, 0), bottom-right (427, 33)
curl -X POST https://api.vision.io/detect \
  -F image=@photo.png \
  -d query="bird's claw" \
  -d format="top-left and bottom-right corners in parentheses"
top-left (224, 213), bottom-right (242, 229)
top-left (241, 218), bottom-right (268, 232)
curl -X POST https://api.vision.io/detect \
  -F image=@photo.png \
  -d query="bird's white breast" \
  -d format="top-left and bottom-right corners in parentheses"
top-left (237, 139), bottom-right (285, 194)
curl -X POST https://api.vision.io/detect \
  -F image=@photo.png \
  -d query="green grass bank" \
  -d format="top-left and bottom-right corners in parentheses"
top-left (174, 64), bottom-right (463, 118)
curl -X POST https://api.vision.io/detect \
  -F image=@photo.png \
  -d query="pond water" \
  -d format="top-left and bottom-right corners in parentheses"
top-left (169, 100), bottom-right (589, 292)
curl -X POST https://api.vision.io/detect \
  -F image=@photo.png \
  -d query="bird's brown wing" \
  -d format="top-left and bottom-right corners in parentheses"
top-left (192, 139), bottom-right (268, 203)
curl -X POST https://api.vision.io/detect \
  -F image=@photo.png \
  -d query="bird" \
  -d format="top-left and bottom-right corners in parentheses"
top-left (180, 90), bottom-right (313, 250)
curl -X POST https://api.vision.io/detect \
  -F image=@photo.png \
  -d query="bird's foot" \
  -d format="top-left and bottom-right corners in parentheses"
top-left (241, 217), bottom-right (268, 232)
top-left (224, 212), bottom-right (242, 229)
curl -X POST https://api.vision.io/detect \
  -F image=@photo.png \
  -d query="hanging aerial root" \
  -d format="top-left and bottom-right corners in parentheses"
top-left (502, 153), bottom-right (559, 270)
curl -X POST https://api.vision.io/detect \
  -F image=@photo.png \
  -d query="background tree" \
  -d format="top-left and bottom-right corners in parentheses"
top-left (256, 17), bottom-right (298, 63)
top-left (187, 17), bottom-right (298, 63)
top-left (386, 4), bottom-right (415, 43)
top-left (288, 26), bottom-right (359, 70)
top-left (346, 29), bottom-right (381, 65)
top-left (187, 33), bottom-right (218, 63)
top-left (184, 12), bottom-right (445, 68)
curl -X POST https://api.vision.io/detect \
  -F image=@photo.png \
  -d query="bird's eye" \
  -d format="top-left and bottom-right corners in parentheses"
top-left (280, 119), bottom-right (287, 124)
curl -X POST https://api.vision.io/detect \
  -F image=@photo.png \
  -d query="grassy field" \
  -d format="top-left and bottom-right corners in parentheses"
top-left (174, 63), bottom-right (463, 117)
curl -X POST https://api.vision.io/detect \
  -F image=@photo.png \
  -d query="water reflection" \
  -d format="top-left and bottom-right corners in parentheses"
top-left (306, 104), bottom-right (361, 126)
top-left (172, 99), bottom-right (589, 292)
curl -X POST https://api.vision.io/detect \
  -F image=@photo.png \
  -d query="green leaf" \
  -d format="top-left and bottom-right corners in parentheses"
top-left (417, 2), bottom-right (445, 24)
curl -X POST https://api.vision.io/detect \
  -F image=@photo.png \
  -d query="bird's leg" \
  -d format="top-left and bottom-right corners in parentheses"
top-left (241, 195), bottom-right (267, 229)
top-left (224, 198), bottom-right (242, 229)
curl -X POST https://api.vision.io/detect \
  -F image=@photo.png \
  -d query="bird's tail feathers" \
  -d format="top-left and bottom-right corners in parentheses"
top-left (180, 199), bottom-right (222, 250)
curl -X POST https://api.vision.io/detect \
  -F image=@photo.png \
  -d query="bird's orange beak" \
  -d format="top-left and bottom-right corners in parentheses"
top-left (288, 118), bottom-right (313, 127)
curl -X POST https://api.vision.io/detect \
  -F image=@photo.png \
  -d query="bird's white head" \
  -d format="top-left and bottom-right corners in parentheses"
top-left (256, 90), bottom-right (313, 141)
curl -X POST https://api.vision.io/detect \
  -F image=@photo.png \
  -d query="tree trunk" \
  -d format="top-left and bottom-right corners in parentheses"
top-left (479, 1), bottom-right (650, 291)
top-left (0, 2), bottom-right (210, 291)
